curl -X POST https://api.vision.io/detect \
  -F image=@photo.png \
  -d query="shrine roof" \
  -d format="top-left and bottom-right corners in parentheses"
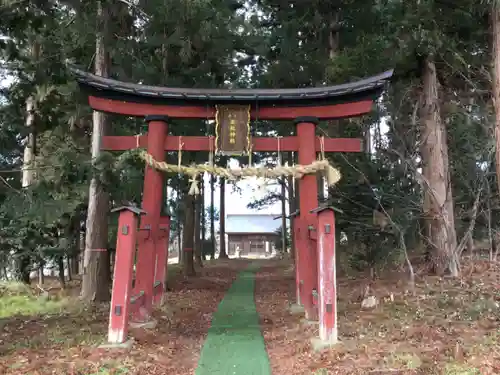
top-left (69, 64), bottom-right (393, 105)
top-left (225, 214), bottom-right (286, 235)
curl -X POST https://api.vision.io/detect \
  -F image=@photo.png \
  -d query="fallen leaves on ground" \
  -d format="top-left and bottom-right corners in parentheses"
top-left (2, 258), bottom-right (499, 375)
top-left (0, 260), bottom-right (248, 375)
top-left (254, 259), bottom-right (500, 375)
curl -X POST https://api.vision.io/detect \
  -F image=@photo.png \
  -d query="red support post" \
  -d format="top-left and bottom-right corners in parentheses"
top-left (296, 117), bottom-right (319, 320)
top-left (313, 207), bottom-right (338, 344)
top-left (153, 215), bottom-right (171, 305)
top-left (134, 115), bottom-right (167, 320)
top-left (108, 205), bottom-right (145, 344)
top-left (293, 217), bottom-right (302, 305)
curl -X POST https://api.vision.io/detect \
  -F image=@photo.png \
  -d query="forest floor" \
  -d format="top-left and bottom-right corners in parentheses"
top-left (0, 257), bottom-right (499, 375)
top-left (256, 258), bottom-right (500, 375)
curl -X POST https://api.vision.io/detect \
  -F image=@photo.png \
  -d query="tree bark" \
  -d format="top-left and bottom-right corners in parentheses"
top-left (38, 260), bottom-right (44, 285)
top-left (328, 12), bottom-right (340, 60)
top-left (16, 257), bottom-right (31, 284)
top-left (420, 55), bottom-right (458, 276)
top-left (194, 177), bottom-right (203, 267)
top-left (280, 178), bottom-right (287, 254)
top-left (177, 183), bottom-right (184, 264)
top-left (182, 192), bottom-right (196, 276)
top-left (492, 2), bottom-right (500, 200)
top-left (81, 0), bottom-right (111, 302)
top-left (70, 211), bottom-right (80, 276)
top-left (279, 151), bottom-right (287, 254)
top-left (218, 176), bottom-right (228, 259)
top-left (57, 255), bottom-right (65, 289)
top-left (22, 41), bottom-right (40, 188)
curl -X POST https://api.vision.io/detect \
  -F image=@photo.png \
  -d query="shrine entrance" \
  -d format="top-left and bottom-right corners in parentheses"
top-left (70, 65), bottom-right (393, 346)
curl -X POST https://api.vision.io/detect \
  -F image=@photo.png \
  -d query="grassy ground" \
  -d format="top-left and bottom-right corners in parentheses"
top-left (0, 258), bottom-right (499, 374)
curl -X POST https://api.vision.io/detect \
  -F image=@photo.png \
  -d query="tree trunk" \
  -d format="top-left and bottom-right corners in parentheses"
top-left (280, 179), bottom-right (287, 254)
top-left (177, 185), bottom-right (184, 264)
top-left (287, 152), bottom-right (296, 258)
top-left (492, 2), bottom-right (500, 200)
top-left (279, 150), bottom-right (287, 254)
top-left (38, 260), bottom-right (45, 285)
top-left (70, 214), bottom-right (80, 276)
top-left (210, 174), bottom-right (216, 260)
top-left (66, 254), bottom-right (72, 281)
top-left (194, 178), bottom-right (203, 267)
top-left (218, 177), bottom-right (228, 259)
top-left (57, 256), bottom-right (65, 289)
top-left (328, 12), bottom-right (340, 60)
top-left (419, 55), bottom-right (458, 276)
top-left (22, 41), bottom-right (40, 188)
top-left (16, 257), bottom-right (31, 284)
top-left (81, 0), bottom-right (111, 302)
top-left (182, 193), bottom-right (196, 276)
top-left (177, 225), bottom-right (183, 263)
top-left (466, 234), bottom-right (474, 258)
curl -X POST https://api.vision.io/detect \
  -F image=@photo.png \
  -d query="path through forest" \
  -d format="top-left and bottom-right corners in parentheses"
top-left (195, 263), bottom-right (271, 375)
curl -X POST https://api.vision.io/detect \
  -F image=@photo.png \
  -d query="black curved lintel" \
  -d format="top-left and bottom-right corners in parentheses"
top-left (68, 64), bottom-right (394, 106)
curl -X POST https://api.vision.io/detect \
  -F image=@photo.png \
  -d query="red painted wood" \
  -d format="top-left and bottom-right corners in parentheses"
top-left (153, 215), bottom-right (170, 305)
top-left (129, 291), bottom-right (145, 316)
top-left (134, 119), bottom-right (167, 320)
top-left (316, 209), bottom-right (337, 343)
top-left (108, 210), bottom-right (138, 344)
top-left (154, 282), bottom-right (163, 296)
top-left (297, 121), bottom-right (319, 321)
top-left (308, 228), bottom-right (318, 241)
top-left (102, 135), bottom-right (362, 153)
top-left (293, 218), bottom-right (302, 305)
top-left (89, 96), bottom-right (373, 120)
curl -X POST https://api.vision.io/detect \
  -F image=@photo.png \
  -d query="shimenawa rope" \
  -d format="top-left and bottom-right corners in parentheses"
top-left (139, 150), bottom-right (341, 195)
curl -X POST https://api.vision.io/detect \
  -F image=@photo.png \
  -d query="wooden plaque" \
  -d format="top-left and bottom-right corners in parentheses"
top-left (215, 104), bottom-right (250, 155)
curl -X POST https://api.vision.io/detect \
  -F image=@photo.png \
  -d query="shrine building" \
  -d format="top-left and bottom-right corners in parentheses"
top-left (225, 214), bottom-right (286, 256)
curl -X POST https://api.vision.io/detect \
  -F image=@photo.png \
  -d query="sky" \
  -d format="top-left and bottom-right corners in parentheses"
top-left (202, 160), bottom-right (283, 216)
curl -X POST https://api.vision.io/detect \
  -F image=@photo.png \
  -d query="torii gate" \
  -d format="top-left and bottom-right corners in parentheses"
top-left (70, 65), bottom-right (392, 346)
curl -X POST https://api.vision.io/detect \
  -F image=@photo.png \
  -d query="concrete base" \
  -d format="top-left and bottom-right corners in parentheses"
top-left (98, 338), bottom-right (134, 350)
top-left (300, 318), bottom-right (319, 326)
top-left (310, 337), bottom-right (340, 352)
top-left (289, 304), bottom-right (305, 315)
top-left (129, 319), bottom-right (157, 329)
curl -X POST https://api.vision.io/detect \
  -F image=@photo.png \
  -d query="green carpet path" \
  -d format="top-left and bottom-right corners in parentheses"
top-left (195, 263), bottom-right (272, 375)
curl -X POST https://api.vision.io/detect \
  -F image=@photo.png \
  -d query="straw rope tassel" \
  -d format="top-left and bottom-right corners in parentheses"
top-left (319, 135), bottom-right (341, 186)
top-left (177, 136), bottom-right (200, 195)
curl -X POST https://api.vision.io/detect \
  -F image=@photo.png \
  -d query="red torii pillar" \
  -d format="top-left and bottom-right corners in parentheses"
top-left (106, 205), bottom-right (145, 345)
top-left (295, 117), bottom-right (320, 321)
top-left (133, 115), bottom-right (168, 321)
top-left (311, 206), bottom-right (338, 347)
top-left (154, 215), bottom-right (171, 305)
